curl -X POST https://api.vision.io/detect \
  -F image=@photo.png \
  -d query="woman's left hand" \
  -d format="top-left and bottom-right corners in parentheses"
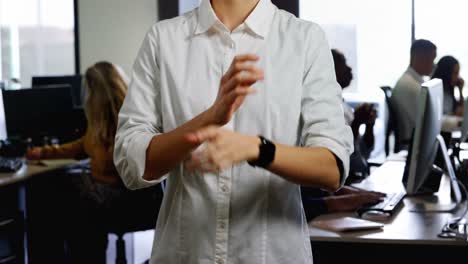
top-left (184, 126), bottom-right (260, 173)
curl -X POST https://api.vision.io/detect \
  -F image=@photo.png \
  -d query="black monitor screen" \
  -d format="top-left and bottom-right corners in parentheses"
top-left (2, 86), bottom-right (85, 142)
top-left (32, 75), bottom-right (83, 107)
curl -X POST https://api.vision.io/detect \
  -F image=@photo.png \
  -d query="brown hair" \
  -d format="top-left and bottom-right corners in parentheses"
top-left (84, 62), bottom-right (127, 148)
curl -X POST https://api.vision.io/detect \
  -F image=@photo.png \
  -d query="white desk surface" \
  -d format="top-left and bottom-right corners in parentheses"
top-left (0, 159), bottom-right (78, 187)
top-left (309, 161), bottom-right (468, 246)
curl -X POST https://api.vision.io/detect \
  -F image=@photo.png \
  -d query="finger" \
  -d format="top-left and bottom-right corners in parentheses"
top-left (223, 63), bottom-right (262, 84)
top-left (214, 151), bottom-right (236, 170)
top-left (231, 96), bottom-right (247, 112)
top-left (233, 54), bottom-right (259, 61)
top-left (370, 191), bottom-right (387, 197)
top-left (185, 126), bottom-right (221, 144)
top-left (198, 142), bottom-right (234, 173)
top-left (187, 152), bottom-right (219, 173)
top-left (206, 145), bottom-right (225, 172)
top-left (196, 147), bottom-right (222, 173)
top-left (339, 186), bottom-right (359, 194)
top-left (360, 194), bottom-right (385, 203)
top-left (224, 86), bottom-right (257, 106)
top-left (223, 55), bottom-right (260, 81)
top-left (223, 70), bottom-right (264, 92)
top-left (185, 153), bottom-right (202, 172)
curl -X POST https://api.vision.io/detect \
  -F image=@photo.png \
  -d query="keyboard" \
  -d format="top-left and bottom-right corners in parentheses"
top-left (0, 157), bottom-right (24, 172)
top-left (357, 192), bottom-right (406, 216)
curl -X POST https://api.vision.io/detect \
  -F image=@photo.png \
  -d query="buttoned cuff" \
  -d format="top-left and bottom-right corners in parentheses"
top-left (303, 137), bottom-right (351, 187)
top-left (127, 132), bottom-right (166, 188)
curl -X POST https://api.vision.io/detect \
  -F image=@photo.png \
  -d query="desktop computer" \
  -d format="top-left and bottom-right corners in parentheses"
top-left (402, 79), bottom-right (464, 209)
top-left (359, 80), bottom-right (466, 219)
top-left (32, 75), bottom-right (83, 107)
top-left (460, 96), bottom-right (468, 143)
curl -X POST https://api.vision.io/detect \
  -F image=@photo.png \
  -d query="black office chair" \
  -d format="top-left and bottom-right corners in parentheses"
top-left (380, 86), bottom-right (402, 155)
top-left (65, 161), bottom-right (164, 264)
top-left (0, 212), bottom-right (25, 264)
top-left (105, 184), bottom-right (164, 264)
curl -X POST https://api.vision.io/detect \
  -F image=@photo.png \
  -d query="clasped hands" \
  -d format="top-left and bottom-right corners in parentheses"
top-left (185, 54), bottom-right (263, 173)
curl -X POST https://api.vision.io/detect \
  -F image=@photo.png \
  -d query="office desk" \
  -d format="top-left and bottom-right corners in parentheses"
top-left (0, 159), bottom-right (77, 187)
top-left (309, 161), bottom-right (468, 263)
top-left (0, 159), bottom-right (80, 264)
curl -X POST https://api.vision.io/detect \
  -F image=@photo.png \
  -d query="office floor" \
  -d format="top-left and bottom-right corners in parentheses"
top-left (106, 230), bottom-right (154, 264)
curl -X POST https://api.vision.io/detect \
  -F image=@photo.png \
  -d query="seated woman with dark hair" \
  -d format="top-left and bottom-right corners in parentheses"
top-left (301, 50), bottom-right (385, 221)
top-left (432, 55), bottom-right (465, 116)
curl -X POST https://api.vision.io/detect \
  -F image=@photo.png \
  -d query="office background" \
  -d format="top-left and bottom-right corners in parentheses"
top-left (1, 0), bottom-right (467, 94)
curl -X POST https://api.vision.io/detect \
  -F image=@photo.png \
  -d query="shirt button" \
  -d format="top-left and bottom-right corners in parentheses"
top-left (217, 259), bottom-right (224, 264)
top-left (220, 222), bottom-right (226, 229)
top-left (231, 42), bottom-right (235, 49)
top-left (221, 185), bottom-right (229, 193)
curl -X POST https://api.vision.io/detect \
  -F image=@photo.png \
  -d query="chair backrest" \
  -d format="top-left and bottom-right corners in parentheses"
top-left (101, 183), bottom-right (164, 237)
top-left (380, 86), bottom-right (402, 155)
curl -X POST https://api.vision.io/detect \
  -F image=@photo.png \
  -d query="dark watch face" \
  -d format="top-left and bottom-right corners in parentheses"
top-left (248, 136), bottom-right (275, 168)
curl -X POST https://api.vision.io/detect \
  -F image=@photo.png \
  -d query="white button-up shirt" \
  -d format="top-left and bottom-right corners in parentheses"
top-left (114, 0), bottom-right (353, 263)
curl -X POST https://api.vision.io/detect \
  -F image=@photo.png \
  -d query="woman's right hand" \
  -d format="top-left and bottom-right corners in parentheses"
top-left (26, 147), bottom-right (43, 160)
top-left (207, 54), bottom-right (264, 125)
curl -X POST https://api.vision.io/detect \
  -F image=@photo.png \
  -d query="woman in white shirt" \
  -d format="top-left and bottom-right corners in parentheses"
top-left (114, 0), bottom-right (353, 263)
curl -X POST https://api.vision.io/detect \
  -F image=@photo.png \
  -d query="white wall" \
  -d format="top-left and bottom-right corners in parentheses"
top-left (179, 0), bottom-right (201, 14)
top-left (78, 0), bottom-right (158, 76)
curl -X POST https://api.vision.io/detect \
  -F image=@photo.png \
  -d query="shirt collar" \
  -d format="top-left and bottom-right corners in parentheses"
top-left (244, 0), bottom-right (276, 38)
top-left (194, 0), bottom-right (276, 38)
top-left (195, 0), bottom-right (219, 35)
top-left (406, 66), bottom-right (424, 84)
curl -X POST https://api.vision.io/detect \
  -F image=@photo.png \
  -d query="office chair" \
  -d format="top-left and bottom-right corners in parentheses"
top-left (380, 86), bottom-right (402, 155)
top-left (105, 184), bottom-right (164, 264)
top-left (65, 161), bottom-right (163, 264)
top-left (0, 211), bottom-right (25, 264)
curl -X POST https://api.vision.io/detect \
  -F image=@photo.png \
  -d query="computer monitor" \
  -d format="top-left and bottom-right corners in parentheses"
top-left (32, 75), bottom-right (83, 107)
top-left (403, 79), bottom-right (463, 205)
top-left (2, 86), bottom-right (86, 143)
top-left (460, 96), bottom-right (468, 143)
top-left (0, 91), bottom-right (8, 140)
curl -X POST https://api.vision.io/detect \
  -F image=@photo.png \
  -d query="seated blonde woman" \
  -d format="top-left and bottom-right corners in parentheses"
top-left (27, 62), bottom-right (161, 263)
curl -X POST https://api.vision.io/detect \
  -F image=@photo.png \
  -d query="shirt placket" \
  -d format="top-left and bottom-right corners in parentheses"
top-left (214, 30), bottom-right (236, 264)
top-left (221, 31), bottom-right (236, 73)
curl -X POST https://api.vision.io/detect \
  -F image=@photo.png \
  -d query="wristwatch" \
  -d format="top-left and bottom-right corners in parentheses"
top-left (248, 136), bottom-right (276, 168)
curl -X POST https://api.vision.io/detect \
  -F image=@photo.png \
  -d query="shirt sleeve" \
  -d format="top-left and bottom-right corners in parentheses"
top-left (300, 24), bottom-right (354, 187)
top-left (114, 26), bottom-right (167, 190)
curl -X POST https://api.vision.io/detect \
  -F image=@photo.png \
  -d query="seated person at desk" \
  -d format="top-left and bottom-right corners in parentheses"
top-left (26, 62), bottom-right (157, 263)
top-left (392, 39), bottom-right (437, 148)
top-left (332, 49), bottom-right (376, 179)
top-left (432, 55), bottom-right (465, 116)
top-left (301, 50), bottom-right (384, 221)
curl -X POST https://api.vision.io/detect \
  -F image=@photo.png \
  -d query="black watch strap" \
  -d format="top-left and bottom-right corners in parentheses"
top-left (248, 136), bottom-right (276, 168)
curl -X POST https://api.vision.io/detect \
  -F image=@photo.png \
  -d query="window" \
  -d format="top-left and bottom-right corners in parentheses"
top-left (0, 0), bottom-right (76, 88)
top-left (300, 0), bottom-right (412, 93)
top-left (300, 1), bottom-right (413, 161)
top-left (179, 0), bottom-right (200, 14)
top-left (415, 0), bottom-right (468, 94)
